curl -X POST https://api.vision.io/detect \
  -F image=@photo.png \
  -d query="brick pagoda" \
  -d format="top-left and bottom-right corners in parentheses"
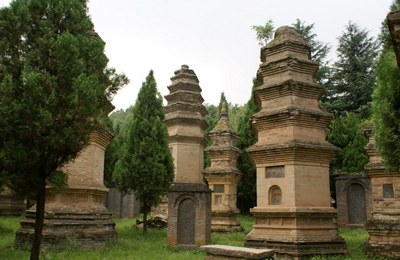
top-left (363, 123), bottom-right (400, 258)
top-left (15, 129), bottom-right (117, 249)
top-left (203, 103), bottom-right (243, 232)
top-left (165, 65), bottom-right (211, 249)
top-left (244, 26), bottom-right (347, 259)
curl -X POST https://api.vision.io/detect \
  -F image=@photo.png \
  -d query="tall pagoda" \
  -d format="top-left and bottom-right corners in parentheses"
top-left (244, 26), bottom-right (346, 258)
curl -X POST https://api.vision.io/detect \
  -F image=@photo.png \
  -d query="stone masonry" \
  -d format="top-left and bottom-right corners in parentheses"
top-left (0, 187), bottom-right (26, 216)
top-left (203, 103), bottom-right (243, 232)
top-left (363, 124), bottom-right (400, 258)
top-left (335, 173), bottom-right (372, 228)
top-left (15, 129), bottom-right (117, 249)
top-left (244, 26), bottom-right (347, 259)
top-left (165, 65), bottom-right (211, 248)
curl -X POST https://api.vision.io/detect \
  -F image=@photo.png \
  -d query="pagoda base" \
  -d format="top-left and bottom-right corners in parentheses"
top-left (211, 211), bottom-right (243, 232)
top-left (364, 217), bottom-right (400, 258)
top-left (15, 188), bottom-right (117, 250)
top-left (167, 183), bottom-right (211, 248)
top-left (244, 207), bottom-right (347, 259)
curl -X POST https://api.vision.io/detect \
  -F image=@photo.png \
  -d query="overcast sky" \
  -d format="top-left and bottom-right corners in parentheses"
top-left (0, 0), bottom-right (394, 111)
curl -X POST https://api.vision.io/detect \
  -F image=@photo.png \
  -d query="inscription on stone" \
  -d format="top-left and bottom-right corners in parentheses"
top-left (266, 166), bottom-right (285, 178)
top-left (383, 184), bottom-right (394, 198)
top-left (178, 199), bottom-right (195, 245)
top-left (213, 184), bottom-right (225, 193)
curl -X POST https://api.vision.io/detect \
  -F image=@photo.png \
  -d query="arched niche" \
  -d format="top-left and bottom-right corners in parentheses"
top-left (269, 186), bottom-right (282, 205)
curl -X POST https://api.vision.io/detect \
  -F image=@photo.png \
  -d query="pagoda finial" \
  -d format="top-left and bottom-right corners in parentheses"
top-left (220, 102), bottom-right (228, 120)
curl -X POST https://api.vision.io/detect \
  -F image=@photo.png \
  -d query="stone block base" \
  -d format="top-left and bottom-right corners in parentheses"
top-left (211, 215), bottom-right (243, 233)
top-left (200, 245), bottom-right (274, 260)
top-left (364, 219), bottom-right (400, 258)
top-left (167, 183), bottom-right (211, 248)
top-left (0, 189), bottom-right (26, 216)
top-left (244, 207), bottom-right (347, 259)
top-left (15, 208), bottom-right (117, 250)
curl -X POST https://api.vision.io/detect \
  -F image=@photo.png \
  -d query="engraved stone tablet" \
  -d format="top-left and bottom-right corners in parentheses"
top-left (213, 184), bottom-right (225, 193)
top-left (266, 166), bottom-right (285, 178)
top-left (383, 184), bottom-right (394, 198)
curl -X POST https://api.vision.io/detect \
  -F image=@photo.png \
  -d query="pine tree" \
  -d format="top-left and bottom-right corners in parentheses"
top-left (113, 71), bottom-right (174, 234)
top-left (292, 19), bottom-right (331, 84)
top-left (235, 78), bottom-right (261, 212)
top-left (0, 0), bottom-right (127, 258)
top-left (322, 22), bottom-right (379, 119)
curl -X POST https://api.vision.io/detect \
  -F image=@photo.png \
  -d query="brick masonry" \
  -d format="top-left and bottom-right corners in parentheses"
top-left (335, 173), bottom-right (372, 228)
top-left (15, 129), bottom-right (117, 250)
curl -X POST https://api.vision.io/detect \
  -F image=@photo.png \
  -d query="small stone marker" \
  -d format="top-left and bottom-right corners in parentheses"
top-left (200, 245), bottom-right (274, 260)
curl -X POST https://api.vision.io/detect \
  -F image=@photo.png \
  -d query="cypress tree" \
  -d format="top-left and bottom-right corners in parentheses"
top-left (373, 51), bottom-right (400, 171)
top-left (0, 1), bottom-right (127, 259)
top-left (235, 78), bottom-right (261, 212)
top-left (113, 71), bottom-right (174, 234)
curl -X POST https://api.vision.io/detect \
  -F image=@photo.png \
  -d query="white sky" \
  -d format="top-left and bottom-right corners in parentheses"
top-left (0, 0), bottom-right (394, 111)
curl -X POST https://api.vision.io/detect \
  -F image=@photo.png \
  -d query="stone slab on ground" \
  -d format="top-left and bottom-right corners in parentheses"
top-left (200, 245), bottom-right (274, 260)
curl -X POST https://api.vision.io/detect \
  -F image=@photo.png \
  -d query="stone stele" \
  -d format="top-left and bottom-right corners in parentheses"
top-left (165, 65), bottom-right (211, 249)
top-left (203, 103), bottom-right (243, 232)
top-left (363, 123), bottom-right (400, 258)
top-left (15, 129), bottom-right (117, 249)
top-left (244, 26), bottom-right (347, 259)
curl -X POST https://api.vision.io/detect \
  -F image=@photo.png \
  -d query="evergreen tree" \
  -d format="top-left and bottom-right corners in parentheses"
top-left (322, 22), bottom-right (379, 119)
top-left (104, 106), bottom-right (134, 187)
top-left (373, 51), bottom-right (400, 172)
top-left (236, 78), bottom-right (261, 212)
top-left (292, 19), bottom-right (331, 85)
top-left (113, 71), bottom-right (174, 234)
top-left (327, 112), bottom-right (369, 174)
top-left (379, 0), bottom-right (400, 52)
top-left (0, 0), bottom-right (127, 258)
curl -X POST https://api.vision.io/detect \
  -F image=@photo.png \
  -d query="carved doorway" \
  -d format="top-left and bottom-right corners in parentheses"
top-left (347, 183), bottom-right (367, 225)
top-left (178, 199), bottom-right (195, 245)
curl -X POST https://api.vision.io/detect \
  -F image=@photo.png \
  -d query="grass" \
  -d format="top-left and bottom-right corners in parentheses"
top-left (0, 215), bottom-right (392, 259)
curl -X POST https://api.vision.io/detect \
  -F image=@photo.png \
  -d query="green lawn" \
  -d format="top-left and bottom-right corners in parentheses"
top-left (0, 215), bottom-right (390, 259)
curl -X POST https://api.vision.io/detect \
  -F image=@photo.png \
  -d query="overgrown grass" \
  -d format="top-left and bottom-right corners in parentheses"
top-left (0, 215), bottom-right (392, 259)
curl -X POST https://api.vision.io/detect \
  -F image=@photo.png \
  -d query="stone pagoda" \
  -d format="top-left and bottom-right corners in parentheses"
top-left (165, 65), bottom-right (211, 248)
top-left (203, 103), bottom-right (243, 232)
top-left (15, 129), bottom-right (117, 249)
top-left (363, 123), bottom-right (400, 258)
top-left (244, 26), bottom-right (347, 258)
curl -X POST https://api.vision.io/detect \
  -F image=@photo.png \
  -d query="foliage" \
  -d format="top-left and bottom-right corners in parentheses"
top-left (379, 0), bottom-right (400, 52)
top-left (322, 22), bottom-right (379, 119)
top-left (373, 50), bottom-right (400, 172)
top-left (235, 78), bottom-right (261, 212)
top-left (0, 0), bottom-right (127, 258)
top-left (103, 106), bottom-right (134, 187)
top-left (292, 19), bottom-right (331, 85)
top-left (113, 71), bottom-right (174, 234)
top-left (327, 112), bottom-right (369, 174)
top-left (251, 20), bottom-right (274, 46)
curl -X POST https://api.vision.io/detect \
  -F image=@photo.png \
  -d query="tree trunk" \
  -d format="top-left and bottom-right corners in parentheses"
top-left (30, 177), bottom-right (46, 260)
top-left (143, 203), bottom-right (148, 235)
